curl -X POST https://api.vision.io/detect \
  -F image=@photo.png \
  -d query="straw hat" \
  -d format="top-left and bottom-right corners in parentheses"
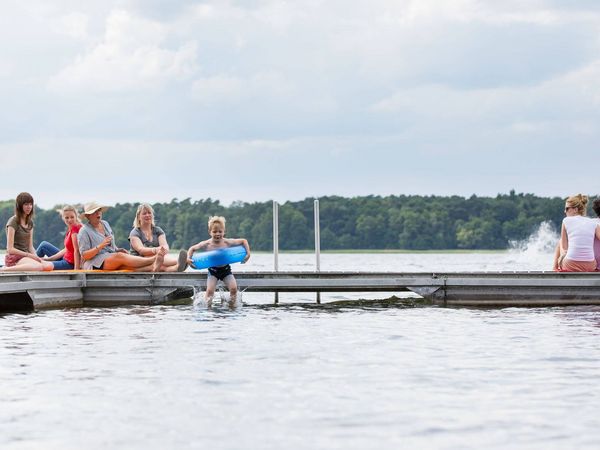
top-left (79, 201), bottom-right (109, 220)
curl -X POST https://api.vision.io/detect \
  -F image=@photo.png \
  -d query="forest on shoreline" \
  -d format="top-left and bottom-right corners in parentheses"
top-left (0, 191), bottom-right (589, 251)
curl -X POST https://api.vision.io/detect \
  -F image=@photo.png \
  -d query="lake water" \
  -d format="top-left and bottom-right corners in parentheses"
top-left (2, 232), bottom-right (600, 449)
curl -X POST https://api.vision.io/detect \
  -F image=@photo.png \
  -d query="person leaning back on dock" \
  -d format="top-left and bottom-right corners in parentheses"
top-left (553, 194), bottom-right (600, 272)
top-left (593, 198), bottom-right (600, 271)
top-left (1, 192), bottom-right (54, 272)
top-left (129, 203), bottom-right (187, 272)
top-left (186, 215), bottom-right (251, 307)
top-left (78, 201), bottom-right (165, 271)
top-left (35, 205), bottom-right (82, 270)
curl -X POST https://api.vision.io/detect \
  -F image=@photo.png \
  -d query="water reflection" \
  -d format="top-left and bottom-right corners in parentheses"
top-left (3, 252), bottom-right (600, 449)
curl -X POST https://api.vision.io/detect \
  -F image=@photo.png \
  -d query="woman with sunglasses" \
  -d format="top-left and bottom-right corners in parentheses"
top-left (553, 194), bottom-right (600, 272)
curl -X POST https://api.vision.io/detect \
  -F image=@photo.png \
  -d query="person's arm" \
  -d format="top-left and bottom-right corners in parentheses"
top-left (157, 233), bottom-right (170, 252)
top-left (596, 225), bottom-right (600, 241)
top-left (226, 238), bottom-right (251, 263)
top-left (130, 236), bottom-right (158, 256)
top-left (72, 233), bottom-right (81, 270)
top-left (45, 248), bottom-right (66, 261)
top-left (6, 226), bottom-right (40, 260)
top-left (187, 241), bottom-right (208, 259)
top-left (80, 231), bottom-right (112, 261)
top-left (556, 223), bottom-right (568, 270)
top-left (27, 229), bottom-right (44, 262)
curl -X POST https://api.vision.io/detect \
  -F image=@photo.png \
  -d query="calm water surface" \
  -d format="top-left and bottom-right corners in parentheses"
top-left (2, 250), bottom-right (600, 449)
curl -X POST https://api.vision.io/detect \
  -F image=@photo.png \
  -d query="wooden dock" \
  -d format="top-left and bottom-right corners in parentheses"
top-left (2, 271), bottom-right (600, 311)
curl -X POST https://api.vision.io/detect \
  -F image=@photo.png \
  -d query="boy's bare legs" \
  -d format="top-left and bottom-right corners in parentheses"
top-left (224, 275), bottom-right (238, 308)
top-left (205, 275), bottom-right (218, 307)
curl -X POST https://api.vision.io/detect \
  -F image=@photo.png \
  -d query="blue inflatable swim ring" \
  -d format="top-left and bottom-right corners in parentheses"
top-left (191, 245), bottom-right (247, 270)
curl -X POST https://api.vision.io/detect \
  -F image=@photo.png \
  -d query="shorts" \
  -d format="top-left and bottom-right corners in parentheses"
top-left (52, 259), bottom-right (75, 270)
top-left (208, 264), bottom-right (233, 281)
top-left (560, 259), bottom-right (597, 272)
top-left (5, 254), bottom-right (25, 267)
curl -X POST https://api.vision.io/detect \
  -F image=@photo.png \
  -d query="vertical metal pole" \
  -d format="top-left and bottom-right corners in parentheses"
top-left (273, 201), bottom-right (279, 304)
top-left (314, 199), bottom-right (321, 304)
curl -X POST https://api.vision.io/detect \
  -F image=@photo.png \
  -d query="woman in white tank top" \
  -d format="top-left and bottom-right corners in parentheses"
top-left (555, 194), bottom-right (600, 272)
top-left (593, 198), bottom-right (600, 270)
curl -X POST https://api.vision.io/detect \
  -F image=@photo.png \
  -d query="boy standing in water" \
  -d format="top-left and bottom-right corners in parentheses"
top-left (187, 216), bottom-right (251, 307)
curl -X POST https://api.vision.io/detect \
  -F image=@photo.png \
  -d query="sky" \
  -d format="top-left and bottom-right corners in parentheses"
top-left (1, 0), bottom-right (599, 208)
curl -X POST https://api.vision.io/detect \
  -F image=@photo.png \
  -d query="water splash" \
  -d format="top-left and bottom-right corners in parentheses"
top-left (508, 221), bottom-right (559, 269)
top-left (192, 287), bottom-right (205, 308)
top-left (192, 285), bottom-right (244, 309)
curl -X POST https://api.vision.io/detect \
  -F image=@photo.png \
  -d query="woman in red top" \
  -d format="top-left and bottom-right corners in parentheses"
top-left (35, 205), bottom-right (82, 270)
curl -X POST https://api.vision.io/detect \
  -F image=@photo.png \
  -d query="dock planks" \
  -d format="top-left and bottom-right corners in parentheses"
top-left (1, 271), bottom-right (600, 311)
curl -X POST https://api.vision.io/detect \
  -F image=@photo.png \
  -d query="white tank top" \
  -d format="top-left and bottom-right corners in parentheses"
top-left (564, 215), bottom-right (599, 261)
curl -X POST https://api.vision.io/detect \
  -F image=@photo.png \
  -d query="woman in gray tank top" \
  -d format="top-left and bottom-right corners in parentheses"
top-left (128, 203), bottom-right (187, 272)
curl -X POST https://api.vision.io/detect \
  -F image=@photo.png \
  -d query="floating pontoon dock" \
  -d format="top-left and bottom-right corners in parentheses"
top-left (2, 271), bottom-right (600, 311)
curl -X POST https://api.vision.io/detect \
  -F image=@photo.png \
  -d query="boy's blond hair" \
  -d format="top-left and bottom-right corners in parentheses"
top-left (208, 216), bottom-right (226, 231)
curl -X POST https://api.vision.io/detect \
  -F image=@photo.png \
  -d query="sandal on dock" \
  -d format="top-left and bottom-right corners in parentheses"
top-left (177, 250), bottom-right (188, 272)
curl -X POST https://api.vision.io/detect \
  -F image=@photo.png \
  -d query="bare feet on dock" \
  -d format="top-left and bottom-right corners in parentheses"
top-left (152, 251), bottom-right (165, 272)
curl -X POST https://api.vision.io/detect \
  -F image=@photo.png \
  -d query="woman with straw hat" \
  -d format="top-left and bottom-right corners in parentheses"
top-left (78, 201), bottom-right (164, 271)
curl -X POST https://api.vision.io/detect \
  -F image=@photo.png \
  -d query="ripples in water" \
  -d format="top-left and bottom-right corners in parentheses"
top-left (2, 252), bottom-right (600, 449)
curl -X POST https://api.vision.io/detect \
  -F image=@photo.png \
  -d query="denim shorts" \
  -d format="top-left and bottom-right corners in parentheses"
top-left (52, 259), bottom-right (75, 270)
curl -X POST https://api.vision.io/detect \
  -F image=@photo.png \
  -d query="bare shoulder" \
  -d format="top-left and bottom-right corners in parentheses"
top-left (197, 239), bottom-right (211, 249)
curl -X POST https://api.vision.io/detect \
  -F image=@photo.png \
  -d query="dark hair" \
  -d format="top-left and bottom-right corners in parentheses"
top-left (15, 192), bottom-right (34, 225)
top-left (593, 198), bottom-right (600, 218)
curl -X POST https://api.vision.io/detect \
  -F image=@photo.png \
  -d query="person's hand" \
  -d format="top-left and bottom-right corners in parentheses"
top-left (158, 246), bottom-right (168, 256)
top-left (242, 253), bottom-right (250, 264)
top-left (101, 235), bottom-right (112, 248)
top-left (31, 253), bottom-right (43, 262)
top-left (557, 253), bottom-right (566, 270)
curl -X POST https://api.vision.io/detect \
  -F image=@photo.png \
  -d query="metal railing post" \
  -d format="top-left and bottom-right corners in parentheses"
top-left (314, 199), bottom-right (321, 304)
top-left (273, 201), bottom-right (279, 304)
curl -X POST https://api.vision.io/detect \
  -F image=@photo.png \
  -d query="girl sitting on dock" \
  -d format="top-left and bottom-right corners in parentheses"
top-left (129, 203), bottom-right (187, 272)
top-left (186, 216), bottom-right (251, 307)
top-left (1, 192), bottom-right (54, 272)
top-left (553, 194), bottom-right (600, 272)
top-left (35, 205), bottom-right (82, 270)
top-left (78, 202), bottom-right (165, 271)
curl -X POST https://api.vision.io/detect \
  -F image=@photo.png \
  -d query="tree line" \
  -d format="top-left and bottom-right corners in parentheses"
top-left (0, 191), bottom-right (588, 251)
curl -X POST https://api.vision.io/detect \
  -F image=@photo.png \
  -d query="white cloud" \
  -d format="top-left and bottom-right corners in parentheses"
top-left (2, 0), bottom-right (600, 204)
top-left (49, 10), bottom-right (199, 93)
top-left (190, 71), bottom-right (294, 104)
top-left (53, 12), bottom-right (90, 39)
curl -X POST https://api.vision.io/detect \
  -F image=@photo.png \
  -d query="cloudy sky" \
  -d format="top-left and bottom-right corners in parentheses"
top-left (1, 0), bottom-right (599, 208)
